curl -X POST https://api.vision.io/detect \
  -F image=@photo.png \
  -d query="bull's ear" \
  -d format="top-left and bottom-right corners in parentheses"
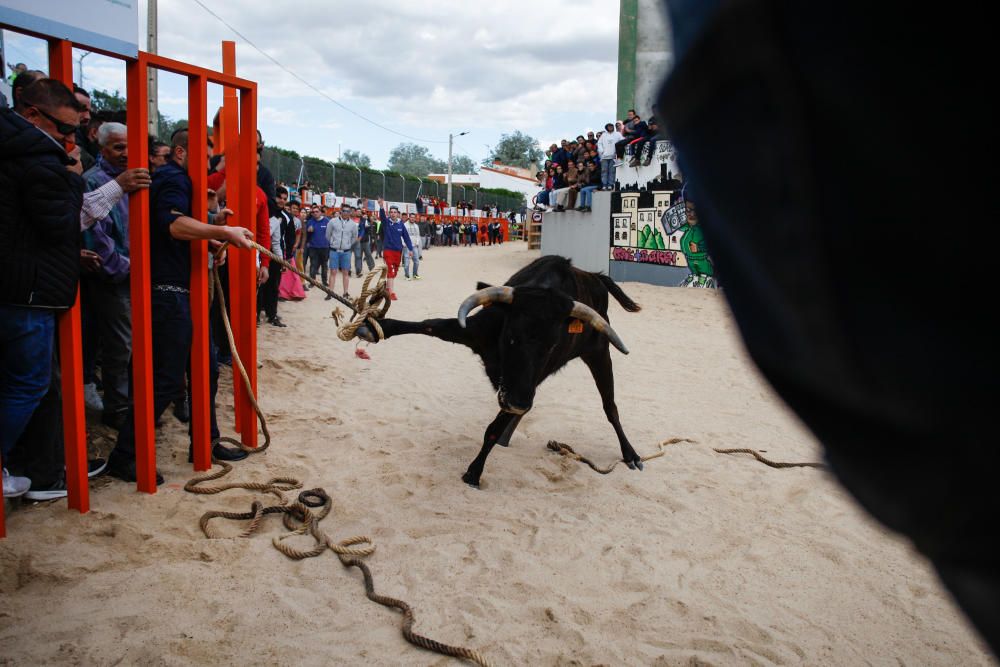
top-left (476, 281), bottom-right (493, 291)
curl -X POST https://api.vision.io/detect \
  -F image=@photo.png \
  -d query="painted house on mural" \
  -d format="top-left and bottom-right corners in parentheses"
top-left (427, 161), bottom-right (537, 208)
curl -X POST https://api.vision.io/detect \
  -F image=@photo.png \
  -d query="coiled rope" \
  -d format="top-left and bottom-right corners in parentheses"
top-left (183, 245), bottom-right (493, 666)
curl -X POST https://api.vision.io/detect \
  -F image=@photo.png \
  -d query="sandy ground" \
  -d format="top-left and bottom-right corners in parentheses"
top-left (0, 242), bottom-right (993, 666)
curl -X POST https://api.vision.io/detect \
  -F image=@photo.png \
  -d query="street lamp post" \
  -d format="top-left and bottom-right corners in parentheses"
top-left (447, 131), bottom-right (468, 209)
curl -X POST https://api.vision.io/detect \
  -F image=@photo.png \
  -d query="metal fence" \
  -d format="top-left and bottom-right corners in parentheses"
top-left (261, 148), bottom-right (526, 212)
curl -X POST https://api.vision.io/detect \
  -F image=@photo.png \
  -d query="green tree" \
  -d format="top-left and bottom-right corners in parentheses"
top-left (450, 154), bottom-right (477, 175)
top-left (485, 130), bottom-right (544, 169)
top-left (387, 142), bottom-right (447, 176)
top-left (90, 88), bottom-right (127, 112)
top-left (341, 149), bottom-right (371, 168)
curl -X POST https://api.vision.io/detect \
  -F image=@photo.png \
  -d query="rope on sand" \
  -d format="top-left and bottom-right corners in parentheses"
top-left (183, 248), bottom-right (493, 667)
top-left (547, 438), bottom-right (826, 472)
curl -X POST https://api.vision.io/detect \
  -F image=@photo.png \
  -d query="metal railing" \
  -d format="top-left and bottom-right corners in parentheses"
top-left (261, 148), bottom-right (526, 212)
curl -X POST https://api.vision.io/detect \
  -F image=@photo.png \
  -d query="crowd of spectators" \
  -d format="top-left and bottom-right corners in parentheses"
top-left (533, 110), bottom-right (662, 213)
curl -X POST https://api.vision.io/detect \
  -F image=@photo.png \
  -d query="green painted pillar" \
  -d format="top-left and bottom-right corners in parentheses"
top-left (617, 0), bottom-right (638, 121)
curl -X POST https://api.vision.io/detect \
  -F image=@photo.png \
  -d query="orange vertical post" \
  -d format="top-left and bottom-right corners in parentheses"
top-left (188, 76), bottom-right (212, 471)
top-left (126, 54), bottom-right (158, 494)
top-left (48, 39), bottom-right (89, 514)
top-left (221, 41), bottom-right (244, 434)
top-left (238, 84), bottom-right (258, 447)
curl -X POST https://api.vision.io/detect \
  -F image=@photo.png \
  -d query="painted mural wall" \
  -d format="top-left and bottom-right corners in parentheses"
top-left (608, 142), bottom-right (716, 288)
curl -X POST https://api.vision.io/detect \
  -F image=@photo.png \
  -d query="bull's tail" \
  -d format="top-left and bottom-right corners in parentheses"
top-left (599, 275), bottom-right (641, 312)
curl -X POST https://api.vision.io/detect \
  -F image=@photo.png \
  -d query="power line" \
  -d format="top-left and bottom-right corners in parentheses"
top-left (188, 0), bottom-right (448, 144)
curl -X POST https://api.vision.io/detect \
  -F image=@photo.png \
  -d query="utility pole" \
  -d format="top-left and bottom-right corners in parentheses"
top-left (75, 51), bottom-right (91, 87)
top-left (447, 131), bottom-right (468, 207)
top-left (147, 0), bottom-right (159, 137)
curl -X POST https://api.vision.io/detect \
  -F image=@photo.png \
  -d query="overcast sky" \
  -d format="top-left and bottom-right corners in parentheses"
top-left (3, 0), bottom-right (619, 170)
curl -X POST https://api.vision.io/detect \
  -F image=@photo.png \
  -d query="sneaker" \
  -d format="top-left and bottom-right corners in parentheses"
top-left (106, 456), bottom-right (164, 486)
top-left (404, 276), bottom-right (411, 281)
top-left (88, 457), bottom-right (109, 478)
top-left (389, 292), bottom-right (398, 301)
top-left (413, 275), bottom-right (422, 280)
top-left (268, 316), bottom-right (288, 328)
top-left (343, 292), bottom-right (351, 299)
top-left (3, 468), bottom-right (31, 498)
top-left (24, 477), bottom-right (67, 501)
top-left (325, 294), bottom-right (333, 301)
top-left (83, 382), bottom-right (104, 412)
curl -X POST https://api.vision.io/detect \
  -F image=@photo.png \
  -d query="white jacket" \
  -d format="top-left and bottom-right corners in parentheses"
top-left (597, 131), bottom-right (623, 159)
top-left (404, 221), bottom-right (422, 258)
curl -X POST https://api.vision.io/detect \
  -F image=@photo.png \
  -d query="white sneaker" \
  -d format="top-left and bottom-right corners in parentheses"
top-left (3, 468), bottom-right (31, 498)
top-left (83, 382), bottom-right (104, 412)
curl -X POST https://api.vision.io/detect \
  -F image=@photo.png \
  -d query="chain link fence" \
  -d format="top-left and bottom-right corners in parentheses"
top-left (261, 148), bottom-right (525, 212)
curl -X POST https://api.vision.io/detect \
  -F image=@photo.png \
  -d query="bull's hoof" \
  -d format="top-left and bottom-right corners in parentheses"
top-left (462, 471), bottom-right (482, 487)
top-left (625, 456), bottom-right (644, 470)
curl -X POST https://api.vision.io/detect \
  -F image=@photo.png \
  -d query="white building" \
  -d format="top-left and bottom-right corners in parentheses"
top-left (428, 161), bottom-right (539, 207)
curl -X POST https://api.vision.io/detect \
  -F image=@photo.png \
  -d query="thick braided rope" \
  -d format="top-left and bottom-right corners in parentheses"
top-left (208, 256), bottom-right (272, 455)
top-left (547, 439), bottom-right (826, 472)
top-left (249, 241), bottom-right (388, 342)
top-left (712, 448), bottom-right (827, 469)
top-left (189, 473), bottom-right (491, 665)
top-left (546, 438), bottom-right (695, 474)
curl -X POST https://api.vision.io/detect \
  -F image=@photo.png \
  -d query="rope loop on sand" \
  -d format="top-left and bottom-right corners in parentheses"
top-left (184, 248), bottom-right (492, 666)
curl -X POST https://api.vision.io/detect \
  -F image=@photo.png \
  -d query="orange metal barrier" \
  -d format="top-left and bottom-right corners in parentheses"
top-left (0, 27), bottom-right (257, 537)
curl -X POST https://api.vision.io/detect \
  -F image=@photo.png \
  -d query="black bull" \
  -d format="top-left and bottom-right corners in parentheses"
top-left (356, 256), bottom-right (642, 486)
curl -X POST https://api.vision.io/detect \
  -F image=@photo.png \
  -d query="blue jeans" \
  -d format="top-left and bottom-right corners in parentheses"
top-left (404, 246), bottom-right (421, 277)
top-left (0, 306), bottom-right (55, 457)
top-left (536, 190), bottom-right (549, 206)
top-left (601, 159), bottom-right (616, 188)
top-left (579, 185), bottom-right (599, 208)
top-left (111, 291), bottom-right (219, 461)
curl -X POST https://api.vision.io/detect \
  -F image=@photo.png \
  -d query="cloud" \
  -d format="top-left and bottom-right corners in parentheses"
top-left (146, 0), bottom-right (618, 134)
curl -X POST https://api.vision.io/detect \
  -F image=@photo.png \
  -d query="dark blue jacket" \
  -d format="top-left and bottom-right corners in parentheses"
top-left (149, 160), bottom-right (193, 288)
top-left (377, 208), bottom-right (413, 252)
top-left (0, 108), bottom-right (84, 308)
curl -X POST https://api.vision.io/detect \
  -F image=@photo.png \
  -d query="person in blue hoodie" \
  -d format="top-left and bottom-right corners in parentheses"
top-left (376, 198), bottom-right (413, 300)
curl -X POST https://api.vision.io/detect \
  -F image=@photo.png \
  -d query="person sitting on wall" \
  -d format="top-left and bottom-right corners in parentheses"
top-left (629, 117), bottom-right (662, 168)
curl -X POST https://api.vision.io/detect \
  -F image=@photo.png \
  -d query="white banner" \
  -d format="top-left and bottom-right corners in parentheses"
top-left (1, 0), bottom-right (140, 58)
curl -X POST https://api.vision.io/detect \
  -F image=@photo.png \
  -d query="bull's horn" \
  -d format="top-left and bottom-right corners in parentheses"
top-left (570, 301), bottom-right (630, 355)
top-left (457, 286), bottom-right (514, 328)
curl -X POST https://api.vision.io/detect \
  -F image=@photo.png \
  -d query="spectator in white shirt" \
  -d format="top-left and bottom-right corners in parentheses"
top-left (597, 122), bottom-right (623, 190)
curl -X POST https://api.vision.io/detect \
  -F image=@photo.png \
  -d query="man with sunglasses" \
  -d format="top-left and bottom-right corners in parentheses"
top-left (0, 78), bottom-right (87, 498)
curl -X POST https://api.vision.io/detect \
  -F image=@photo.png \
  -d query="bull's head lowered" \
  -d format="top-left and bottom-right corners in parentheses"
top-left (456, 285), bottom-right (629, 416)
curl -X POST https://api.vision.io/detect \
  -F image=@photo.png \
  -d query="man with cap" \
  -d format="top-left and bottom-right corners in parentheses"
top-left (375, 198), bottom-right (414, 300)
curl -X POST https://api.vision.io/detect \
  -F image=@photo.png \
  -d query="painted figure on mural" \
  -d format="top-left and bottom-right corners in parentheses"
top-left (662, 197), bottom-right (715, 288)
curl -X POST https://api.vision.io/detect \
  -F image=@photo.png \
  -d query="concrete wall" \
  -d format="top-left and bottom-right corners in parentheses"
top-left (635, 0), bottom-right (673, 120)
top-left (539, 191), bottom-right (612, 275)
top-left (618, 0), bottom-right (673, 120)
top-left (609, 260), bottom-right (687, 287)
